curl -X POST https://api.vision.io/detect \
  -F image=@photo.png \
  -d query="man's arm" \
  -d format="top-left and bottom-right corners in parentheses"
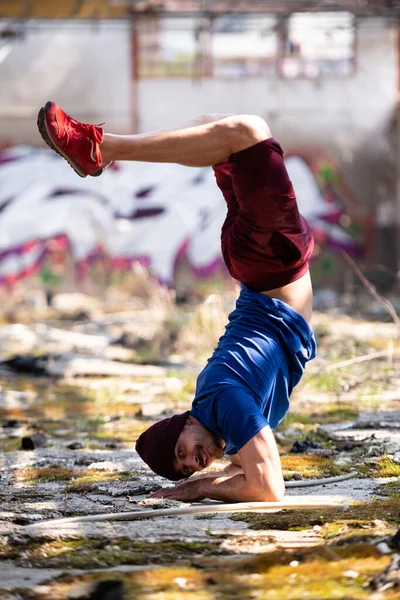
top-left (188, 460), bottom-right (243, 481)
top-left (151, 425), bottom-right (284, 503)
top-left (199, 425), bottom-right (284, 502)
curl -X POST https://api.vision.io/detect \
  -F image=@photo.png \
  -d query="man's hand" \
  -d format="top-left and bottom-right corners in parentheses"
top-left (148, 478), bottom-right (206, 502)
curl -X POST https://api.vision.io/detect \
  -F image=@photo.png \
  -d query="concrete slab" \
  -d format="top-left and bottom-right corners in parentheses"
top-left (0, 562), bottom-right (63, 591)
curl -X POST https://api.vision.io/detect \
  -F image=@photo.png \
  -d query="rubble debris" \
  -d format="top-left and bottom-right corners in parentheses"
top-left (3, 419), bottom-right (21, 429)
top-left (370, 553), bottom-right (400, 591)
top-left (67, 441), bottom-right (84, 450)
top-left (67, 580), bottom-right (124, 600)
top-left (21, 433), bottom-right (47, 450)
top-left (291, 438), bottom-right (322, 453)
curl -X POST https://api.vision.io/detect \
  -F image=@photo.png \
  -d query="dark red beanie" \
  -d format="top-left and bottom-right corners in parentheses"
top-left (135, 411), bottom-right (190, 481)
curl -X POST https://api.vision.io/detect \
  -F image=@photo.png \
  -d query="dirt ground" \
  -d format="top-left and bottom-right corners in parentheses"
top-left (1, 280), bottom-right (400, 599)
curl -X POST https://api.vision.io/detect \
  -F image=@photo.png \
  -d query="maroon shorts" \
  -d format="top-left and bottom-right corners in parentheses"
top-left (213, 138), bottom-right (314, 292)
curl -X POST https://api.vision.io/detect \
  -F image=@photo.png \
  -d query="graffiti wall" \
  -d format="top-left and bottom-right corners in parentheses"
top-left (0, 144), bottom-right (370, 290)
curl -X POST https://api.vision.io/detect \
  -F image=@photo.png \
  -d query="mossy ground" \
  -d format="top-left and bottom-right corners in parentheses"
top-left (0, 436), bottom-right (22, 451)
top-left (278, 403), bottom-right (360, 430)
top-left (15, 545), bottom-right (396, 600)
top-left (11, 465), bottom-right (133, 489)
top-left (2, 310), bottom-right (400, 599)
top-left (281, 454), bottom-right (349, 479)
top-left (366, 456), bottom-right (400, 478)
top-left (377, 478), bottom-right (400, 497)
top-left (14, 466), bottom-right (76, 484)
top-left (230, 496), bottom-right (400, 531)
top-left (1, 539), bottom-right (228, 569)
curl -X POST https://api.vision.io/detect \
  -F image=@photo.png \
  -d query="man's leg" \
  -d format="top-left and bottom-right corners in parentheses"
top-left (38, 101), bottom-right (271, 176)
top-left (101, 114), bottom-right (271, 167)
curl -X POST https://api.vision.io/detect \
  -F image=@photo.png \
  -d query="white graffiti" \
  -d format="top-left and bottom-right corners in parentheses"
top-left (0, 145), bottom-right (361, 285)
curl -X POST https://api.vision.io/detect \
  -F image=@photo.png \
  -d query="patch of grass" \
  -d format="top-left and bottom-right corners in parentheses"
top-left (322, 523), bottom-right (395, 544)
top-left (301, 370), bottom-right (342, 394)
top-left (277, 403), bottom-right (359, 432)
top-left (373, 457), bottom-right (400, 478)
top-left (14, 466), bottom-right (76, 484)
top-left (182, 374), bottom-right (198, 395)
top-left (13, 466), bottom-right (133, 490)
top-left (6, 539), bottom-right (228, 569)
top-left (376, 478), bottom-right (400, 497)
top-left (358, 456), bottom-right (400, 478)
top-left (281, 454), bottom-right (347, 479)
top-left (230, 497), bottom-right (400, 531)
top-left (317, 404), bottom-right (359, 423)
top-left (65, 469), bottom-right (132, 493)
top-left (0, 437), bottom-right (22, 451)
top-left (277, 412), bottom-right (316, 429)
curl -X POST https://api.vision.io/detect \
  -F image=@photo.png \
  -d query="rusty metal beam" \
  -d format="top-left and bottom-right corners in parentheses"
top-left (0, 0), bottom-right (399, 19)
top-left (119, 0), bottom-right (400, 18)
top-left (0, 0), bottom-right (128, 19)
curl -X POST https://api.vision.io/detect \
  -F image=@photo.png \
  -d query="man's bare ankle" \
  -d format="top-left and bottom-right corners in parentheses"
top-left (101, 134), bottom-right (113, 162)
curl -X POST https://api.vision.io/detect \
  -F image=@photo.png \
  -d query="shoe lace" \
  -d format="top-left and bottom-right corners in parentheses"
top-left (69, 119), bottom-right (106, 167)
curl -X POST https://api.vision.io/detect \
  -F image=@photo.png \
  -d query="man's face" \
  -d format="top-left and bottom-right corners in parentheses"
top-left (173, 416), bottom-right (225, 478)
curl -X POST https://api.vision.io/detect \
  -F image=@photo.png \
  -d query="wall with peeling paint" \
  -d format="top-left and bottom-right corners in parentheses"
top-left (0, 20), bottom-right (131, 142)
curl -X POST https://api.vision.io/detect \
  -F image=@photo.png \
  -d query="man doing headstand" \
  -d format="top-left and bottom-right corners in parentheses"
top-left (37, 102), bottom-right (316, 503)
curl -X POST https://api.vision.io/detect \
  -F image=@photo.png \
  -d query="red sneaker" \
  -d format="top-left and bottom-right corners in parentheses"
top-left (37, 101), bottom-right (114, 178)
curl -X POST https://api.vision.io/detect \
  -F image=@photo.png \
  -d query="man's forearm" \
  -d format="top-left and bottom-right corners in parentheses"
top-left (193, 463), bottom-right (243, 481)
top-left (197, 473), bottom-right (283, 503)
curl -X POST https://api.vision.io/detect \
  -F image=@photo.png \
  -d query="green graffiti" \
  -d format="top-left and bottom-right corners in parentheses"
top-left (321, 253), bottom-right (334, 276)
top-left (317, 161), bottom-right (340, 188)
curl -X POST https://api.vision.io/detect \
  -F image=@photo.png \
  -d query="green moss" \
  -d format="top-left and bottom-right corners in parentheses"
top-left (277, 412), bottom-right (316, 428)
top-left (41, 544), bottom-right (394, 600)
top-left (358, 456), bottom-right (400, 478)
top-left (301, 371), bottom-right (343, 394)
top-left (15, 466), bottom-right (76, 484)
top-left (230, 497), bottom-right (400, 531)
top-left (65, 469), bottom-right (132, 493)
top-left (7, 539), bottom-right (228, 569)
top-left (0, 437), bottom-right (22, 451)
top-left (281, 454), bottom-right (347, 479)
top-left (373, 457), bottom-right (400, 478)
top-left (376, 478), bottom-right (400, 497)
top-left (13, 466), bottom-right (133, 489)
top-left (278, 403), bottom-right (359, 431)
top-left (323, 524), bottom-right (395, 545)
top-left (319, 405), bottom-right (359, 423)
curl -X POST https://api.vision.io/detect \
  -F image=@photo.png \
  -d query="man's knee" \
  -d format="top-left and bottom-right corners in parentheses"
top-left (224, 115), bottom-right (272, 154)
top-left (195, 113), bottom-right (234, 126)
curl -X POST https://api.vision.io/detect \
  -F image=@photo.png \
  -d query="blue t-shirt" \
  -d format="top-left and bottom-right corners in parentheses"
top-left (191, 284), bottom-right (316, 455)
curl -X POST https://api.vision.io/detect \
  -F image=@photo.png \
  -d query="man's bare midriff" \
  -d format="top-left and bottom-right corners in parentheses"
top-left (261, 270), bottom-right (313, 325)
